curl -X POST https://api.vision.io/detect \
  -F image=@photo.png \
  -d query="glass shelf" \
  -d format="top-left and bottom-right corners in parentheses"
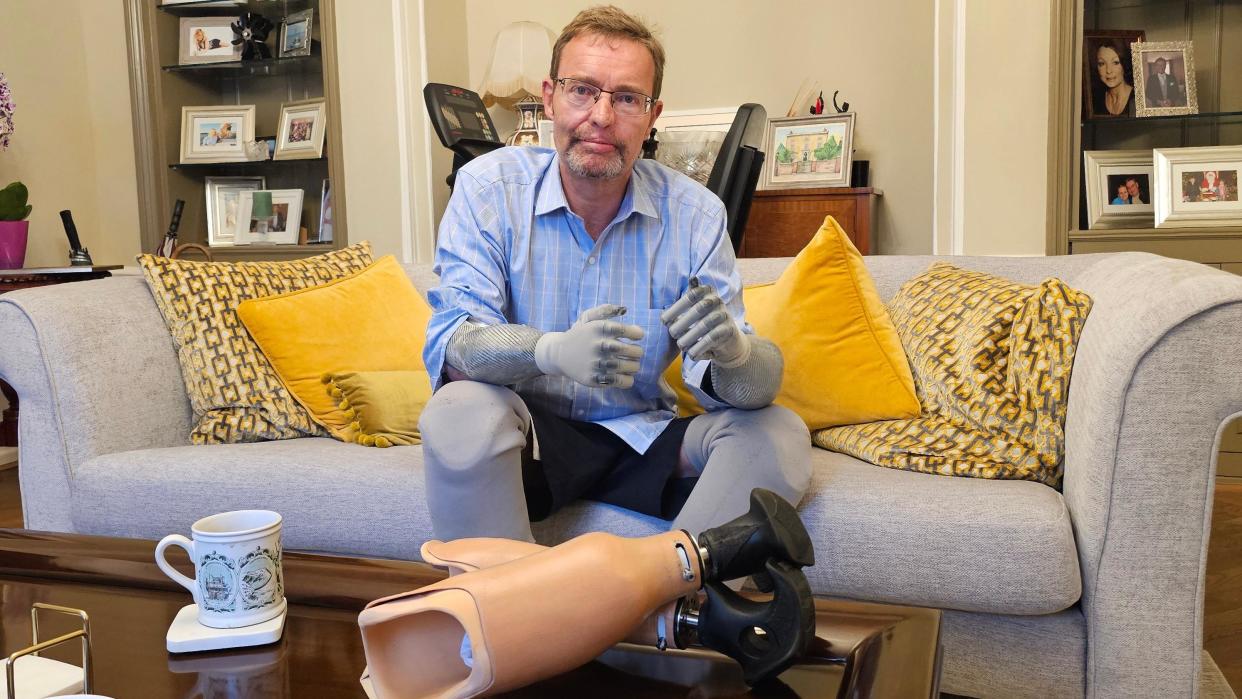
top-left (168, 157), bottom-right (326, 173)
top-left (162, 50), bottom-right (320, 77)
top-left (1082, 110), bottom-right (1242, 127)
top-left (156, 0), bottom-right (314, 18)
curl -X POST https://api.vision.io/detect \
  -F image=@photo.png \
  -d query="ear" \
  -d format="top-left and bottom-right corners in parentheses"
top-left (542, 77), bottom-right (556, 118)
top-left (647, 99), bottom-right (663, 131)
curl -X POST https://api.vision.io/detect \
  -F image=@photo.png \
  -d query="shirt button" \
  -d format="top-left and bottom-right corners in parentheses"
top-left (576, 409), bottom-right (586, 417)
top-left (587, 256), bottom-right (597, 265)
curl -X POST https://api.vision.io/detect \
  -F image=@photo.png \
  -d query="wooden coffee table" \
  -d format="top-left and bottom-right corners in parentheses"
top-left (0, 530), bottom-right (941, 697)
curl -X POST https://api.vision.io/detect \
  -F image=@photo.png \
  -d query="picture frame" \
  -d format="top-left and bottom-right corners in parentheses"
top-left (180, 105), bottom-right (256, 164)
top-left (760, 113), bottom-right (855, 190)
top-left (279, 8), bottom-right (314, 58)
top-left (1081, 30), bottom-right (1145, 120)
top-left (1083, 150), bottom-right (1154, 229)
top-left (1153, 146), bottom-right (1242, 228)
top-left (178, 17), bottom-right (241, 66)
top-left (1132, 41), bottom-right (1198, 117)
top-left (655, 107), bottom-right (739, 134)
top-left (317, 179), bottom-right (333, 243)
top-left (205, 176), bottom-right (266, 247)
top-left (274, 98), bottom-right (327, 160)
top-left (233, 189), bottom-right (304, 245)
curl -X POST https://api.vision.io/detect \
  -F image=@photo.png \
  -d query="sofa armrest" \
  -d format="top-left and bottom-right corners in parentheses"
top-left (1063, 253), bottom-right (1242, 698)
top-left (0, 276), bottom-right (193, 530)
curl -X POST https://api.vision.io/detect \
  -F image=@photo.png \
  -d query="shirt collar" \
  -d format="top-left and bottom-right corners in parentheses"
top-left (535, 153), bottom-right (660, 221)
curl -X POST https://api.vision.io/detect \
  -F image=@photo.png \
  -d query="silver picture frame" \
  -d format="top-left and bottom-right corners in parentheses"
top-left (279, 8), bottom-right (314, 58)
top-left (1083, 150), bottom-right (1155, 229)
top-left (274, 98), bottom-right (327, 160)
top-left (1154, 146), bottom-right (1242, 228)
top-left (178, 17), bottom-right (241, 66)
top-left (1132, 40), bottom-right (1198, 118)
top-left (205, 176), bottom-right (266, 247)
top-left (180, 105), bottom-right (256, 164)
top-left (760, 113), bottom-right (855, 190)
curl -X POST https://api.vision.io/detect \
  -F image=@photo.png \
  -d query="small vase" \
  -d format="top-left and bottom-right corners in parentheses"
top-left (0, 220), bottom-right (29, 270)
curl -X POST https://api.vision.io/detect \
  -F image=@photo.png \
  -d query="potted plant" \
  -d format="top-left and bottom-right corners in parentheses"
top-left (0, 181), bottom-right (31, 270)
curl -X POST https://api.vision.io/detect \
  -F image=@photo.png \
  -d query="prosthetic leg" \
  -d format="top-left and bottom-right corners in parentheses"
top-left (358, 490), bottom-right (815, 698)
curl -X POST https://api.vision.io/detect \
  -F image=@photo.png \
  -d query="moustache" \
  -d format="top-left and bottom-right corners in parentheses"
top-left (569, 131), bottom-right (624, 153)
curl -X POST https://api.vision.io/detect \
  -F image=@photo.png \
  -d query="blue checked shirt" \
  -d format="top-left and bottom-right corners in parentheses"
top-left (423, 146), bottom-right (751, 454)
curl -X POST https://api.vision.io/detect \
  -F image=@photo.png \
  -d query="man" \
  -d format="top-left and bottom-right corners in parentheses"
top-left (1126, 177), bottom-right (1145, 205)
top-left (1145, 57), bottom-right (1182, 108)
top-left (419, 5), bottom-right (811, 543)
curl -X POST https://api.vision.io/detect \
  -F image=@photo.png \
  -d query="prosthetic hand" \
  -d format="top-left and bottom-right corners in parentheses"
top-left (661, 278), bottom-right (784, 409)
top-left (358, 490), bottom-right (816, 698)
top-left (534, 304), bottom-right (645, 388)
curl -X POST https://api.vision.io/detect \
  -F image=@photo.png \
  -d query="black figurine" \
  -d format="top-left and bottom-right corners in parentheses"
top-left (231, 13), bottom-right (274, 60)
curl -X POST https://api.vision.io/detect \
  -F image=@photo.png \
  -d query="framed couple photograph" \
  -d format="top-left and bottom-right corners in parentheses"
top-left (760, 113), bottom-right (855, 190)
top-left (1081, 30), bottom-right (1144, 119)
top-left (1154, 146), bottom-right (1242, 228)
top-left (233, 189), bottom-right (304, 245)
top-left (274, 98), bottom-right (327, 160)
top-left (179, 105), bottom-right (255, 164)
top-left (279, 8), bottom-right (314, 58)
top-left (1083, 150), bottom-right (1154, 229)
top-left (178, 17), bottom-right (240, 66)
top-left (1132, 41), bottom-right (1198, 117)
top-left (205, 176), bottom-right (266, 247)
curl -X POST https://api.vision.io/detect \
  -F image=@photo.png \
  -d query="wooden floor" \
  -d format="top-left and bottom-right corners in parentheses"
top-left (0, 457), bottom-right (1236, 692)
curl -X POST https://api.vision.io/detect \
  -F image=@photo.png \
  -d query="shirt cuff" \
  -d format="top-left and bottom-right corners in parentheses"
top-left (683, 356), bottom-right (730, 411)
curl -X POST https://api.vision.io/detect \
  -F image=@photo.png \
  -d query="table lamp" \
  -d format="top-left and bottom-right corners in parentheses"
top-left (251, 191), bottom-right (273, 234)
top-left (477, 21), bottom-right (555, 146)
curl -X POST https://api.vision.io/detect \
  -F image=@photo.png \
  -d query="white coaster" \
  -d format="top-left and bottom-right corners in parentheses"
top-left (166, 602), bottom-right (286, 654)
top-left (0, 655), bottom-right (84, 698)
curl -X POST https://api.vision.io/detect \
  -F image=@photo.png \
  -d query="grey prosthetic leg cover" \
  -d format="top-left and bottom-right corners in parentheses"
top-left (672, 405), bottom-right (812, 536)
top-left (444, 321), bottom-right (543, 385)
top-left (419, 380), bottom-right (536, 542)
top-left (708, 337), bottom-right (784, 409)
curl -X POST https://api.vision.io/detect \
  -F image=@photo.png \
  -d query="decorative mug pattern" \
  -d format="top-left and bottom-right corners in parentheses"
top-left (195, 544), bottom-right (282, 613)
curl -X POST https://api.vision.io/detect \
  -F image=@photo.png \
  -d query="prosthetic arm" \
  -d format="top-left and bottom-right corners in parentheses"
top-left (444, 305), bottom-right (645, 388)
top-left (358, 489), bottom-right (816, 698)
top-left (661, 278), bottom-right (783, 409)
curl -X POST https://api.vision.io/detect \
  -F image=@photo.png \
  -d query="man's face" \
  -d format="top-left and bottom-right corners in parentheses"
top-left (542, 33), bottom-right (663, 182)
top-left (1127, 179), bottom-right (1140, 197)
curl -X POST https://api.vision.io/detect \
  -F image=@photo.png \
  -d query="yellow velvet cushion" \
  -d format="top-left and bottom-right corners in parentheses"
top-left (814, 262), bottom-right (1093, 486)
top-left (236, 255), bottom-right (433, 443)
top-left (665, 216), bottom-right (920, 430)
top-left (324, 370), bottom-right (431, 447)
top-left (138, 242), bottom-right (374, 444)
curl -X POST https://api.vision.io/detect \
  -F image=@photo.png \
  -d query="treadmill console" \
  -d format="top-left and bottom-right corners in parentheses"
top-left (424, 83), bottom-right (501, 149)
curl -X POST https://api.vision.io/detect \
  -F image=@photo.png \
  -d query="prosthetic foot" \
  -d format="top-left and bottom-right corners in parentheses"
top-left (358, 489), bottom-right (815, 698)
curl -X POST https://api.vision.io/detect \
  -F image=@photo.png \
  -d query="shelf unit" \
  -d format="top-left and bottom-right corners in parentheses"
top-left (1048, 0), bottom-right (1242, 263)
top-left (124, 0), bottom-right (346, 260)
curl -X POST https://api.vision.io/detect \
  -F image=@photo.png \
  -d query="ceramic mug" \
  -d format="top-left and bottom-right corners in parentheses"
top-left (155, 510), bottom-right (286, 629)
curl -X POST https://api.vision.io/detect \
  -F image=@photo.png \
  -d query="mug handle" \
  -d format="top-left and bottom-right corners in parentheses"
top-left (155, 534), bottom-right (199, 603)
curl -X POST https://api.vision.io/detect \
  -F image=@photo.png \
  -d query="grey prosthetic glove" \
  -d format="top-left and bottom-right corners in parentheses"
top-left (534, 304), bottom-right (645, 389)
top-left (662, 278), bottom-right (783, 409)
top-left (445, 321), bottom-right (543, 385)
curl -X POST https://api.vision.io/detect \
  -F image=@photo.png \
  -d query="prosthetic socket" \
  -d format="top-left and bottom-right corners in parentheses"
top-left (358, 489), bottom-right (815, 698)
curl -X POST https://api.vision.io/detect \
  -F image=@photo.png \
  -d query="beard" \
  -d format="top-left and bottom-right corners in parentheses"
top-left (563, 129), bottom-right (627, 180)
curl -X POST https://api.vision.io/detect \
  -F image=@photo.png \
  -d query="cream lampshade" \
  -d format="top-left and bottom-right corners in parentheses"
top-left (477, 21), bottom-right (555, 146)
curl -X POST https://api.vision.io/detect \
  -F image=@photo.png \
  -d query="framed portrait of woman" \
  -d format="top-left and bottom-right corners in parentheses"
top-left (1082, 30), bottom-right (1145, 120)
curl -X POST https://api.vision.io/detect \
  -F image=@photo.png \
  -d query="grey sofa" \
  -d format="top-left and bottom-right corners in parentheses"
top-left (0, 251), bottom-right (1238, 698)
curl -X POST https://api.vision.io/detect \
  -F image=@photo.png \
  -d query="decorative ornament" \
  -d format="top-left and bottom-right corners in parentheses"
top-left (231, 13), bottom-right (274, 60)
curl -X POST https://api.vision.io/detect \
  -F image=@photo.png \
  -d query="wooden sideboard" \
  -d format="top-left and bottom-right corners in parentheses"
top-left (740, 187), bottom-right (881, 258)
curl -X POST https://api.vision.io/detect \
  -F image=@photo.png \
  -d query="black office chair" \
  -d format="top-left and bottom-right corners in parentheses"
top-left (424, 83), bottom-right (506, 190)
top-left (703, 103), bottom-right (767, 253)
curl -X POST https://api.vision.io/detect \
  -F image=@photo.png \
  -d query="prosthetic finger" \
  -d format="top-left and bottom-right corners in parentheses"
top-left (675, 310), bottom-right (730, 353)
top-left (687, 323), bottom-right (742, 362)
top-left (660, 282), bottom-right (710, 326)
top-left (666, 295), bottom-right (722, 341)
top-left (576, 304), bottom-right (627, 325)
top-left (601, 320), bottom-right (645, 342)
top-left (602, 339), bottom-right (644, 361)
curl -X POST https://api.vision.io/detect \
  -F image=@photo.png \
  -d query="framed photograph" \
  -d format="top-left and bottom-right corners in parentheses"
top-left (1083, 150), bottom-right (1154, 229)
top-left (1154, 146), bottom-right (1242, 228)
top-left (655, 107), bottom-right (739, 134)
top-left (233, 189), bottom-right (304, 245)
top-left (760, 113), bottom-right (855, 190)
top-left (180, 105), bottom-right (255, 164)
top-left (205, 176), bottom-right (266, 246)
top-left (1132, 41), bottom-right (1198, 117)
top-left (1082, 30), bottom-right (1144, 120)
top-left (279, 8), bottom-right (313, 58)
top-left (274, 98), bottom-right (327, 160)
top-left (178, 17), bottom-right (241, 66)
top-left (317, 179), bottom-right (334, 243)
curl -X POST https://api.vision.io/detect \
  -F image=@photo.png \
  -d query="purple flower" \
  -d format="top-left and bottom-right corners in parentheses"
top-left (0, 73), bottom-right (14, 150)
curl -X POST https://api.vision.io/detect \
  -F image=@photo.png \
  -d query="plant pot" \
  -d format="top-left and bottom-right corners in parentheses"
top-left (0, 220), bottom-right (28, 270)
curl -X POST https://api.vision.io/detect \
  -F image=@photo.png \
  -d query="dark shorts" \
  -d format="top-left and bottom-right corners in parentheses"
top-left (519, 401), bottom-right (698, 523)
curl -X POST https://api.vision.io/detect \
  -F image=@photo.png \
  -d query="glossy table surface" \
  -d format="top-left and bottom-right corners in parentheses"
top-left (0, 530), bottom-right (941, 697)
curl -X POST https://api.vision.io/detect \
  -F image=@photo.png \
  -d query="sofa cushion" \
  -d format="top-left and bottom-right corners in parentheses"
top-left (72, 443), bottom-right (1078, 614)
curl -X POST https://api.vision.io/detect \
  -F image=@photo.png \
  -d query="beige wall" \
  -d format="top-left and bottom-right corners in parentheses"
top-left (0, 1), bottom-right (140, 269)
top-left (459, 0), bottom-right (937, 254)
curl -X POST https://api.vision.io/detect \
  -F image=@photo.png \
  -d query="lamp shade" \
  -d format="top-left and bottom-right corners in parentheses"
top-left (477, 21), bottom-right (556, 110)
top-left (251, 190), bottom-right (273, 219)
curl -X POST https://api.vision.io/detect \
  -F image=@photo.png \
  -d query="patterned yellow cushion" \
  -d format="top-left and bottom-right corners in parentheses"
top-left (814, 262), bottom-right (1093, 487)
top-left (138, 243), bottom-right (373, 444)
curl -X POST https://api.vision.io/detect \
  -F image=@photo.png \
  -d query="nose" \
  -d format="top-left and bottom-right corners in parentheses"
top-left (587, 95), bottom-right (616, 128)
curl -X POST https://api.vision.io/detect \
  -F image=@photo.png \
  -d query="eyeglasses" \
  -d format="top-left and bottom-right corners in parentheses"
top-left (554, 77), bottom-right (655, 116)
